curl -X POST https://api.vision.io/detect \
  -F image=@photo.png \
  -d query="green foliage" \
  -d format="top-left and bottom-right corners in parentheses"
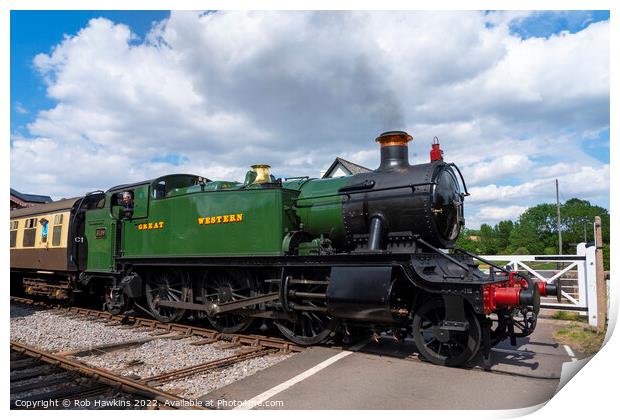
top-left (460, 198), bottom-right (610, 261)
top-left (455, 228), bottom-right (481, 253)
top-left (562, 198), bottom-right (610, 245)
top-left (554, 322), bottom-right (605, 357)
top-left (513, 246), bottom-right (530, 255)
top-left (551, 311), bottom-right (587, 321)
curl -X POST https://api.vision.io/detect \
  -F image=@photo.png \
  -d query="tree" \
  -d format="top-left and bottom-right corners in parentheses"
top-left (459, 198), bottom-right (609, 267)
top-left (479, 224), bottom-right (499, 254)
top-left (561, 198), bottom-right (610, 248)
top-left (508, 205), bottom-right (553, 255)
top-left (494, 220), bottom-right (514, 253)
top-left (456, 227), bottom-right (482, 253)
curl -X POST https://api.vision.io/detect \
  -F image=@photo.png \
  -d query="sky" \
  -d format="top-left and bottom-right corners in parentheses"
top-left (10, 10), bottom-right (610, 228)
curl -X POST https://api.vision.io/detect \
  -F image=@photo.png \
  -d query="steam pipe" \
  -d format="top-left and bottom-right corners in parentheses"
top-left (368, 216), bottom-right (385, 251)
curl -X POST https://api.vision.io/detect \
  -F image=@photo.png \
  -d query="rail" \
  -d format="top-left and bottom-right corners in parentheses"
top-left (10, 296), bottom-right (304, 352)
top-left (10, 340), bottom-right (207, 409)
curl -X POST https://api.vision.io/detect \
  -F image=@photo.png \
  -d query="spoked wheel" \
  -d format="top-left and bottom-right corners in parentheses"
top-left (200, 269), bottom-right (256, 333)
top-left (412, 298), bottom-right (481, 367)
top-left (508, 308), bottom-right (537, 338)
top-left (145, 269), bottom-right (192, 323)
top-left (273, 273), bottom-right (337, 346)
top-left (275, 311), bottom-right (338, 346)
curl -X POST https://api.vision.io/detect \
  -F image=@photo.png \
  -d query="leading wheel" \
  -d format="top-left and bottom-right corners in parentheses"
top-left (145, 269), bottom-right (191, 323)
top-left (412, 298), bottom-right (481, 367)
top-left (508, 308), bottom-right (537, 338)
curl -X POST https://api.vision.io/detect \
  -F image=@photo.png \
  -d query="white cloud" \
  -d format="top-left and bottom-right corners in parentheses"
top-left (464, 154), bottom-right (533, 184)
top-left (14, 102), bottom-right (28, 114)
top-left (467, 205), bottom-right (528, 228)
top-left (467, 164), bottom-right (610, 206)
top-left (10, 12), bottom-right (609, 227)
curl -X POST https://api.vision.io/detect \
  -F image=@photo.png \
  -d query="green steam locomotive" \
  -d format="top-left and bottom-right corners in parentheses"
top-left (10, 131), bottom-right (560, 367)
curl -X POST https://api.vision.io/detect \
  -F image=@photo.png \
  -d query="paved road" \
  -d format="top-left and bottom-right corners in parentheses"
top-left (200, 318), bottom-right (577, 410)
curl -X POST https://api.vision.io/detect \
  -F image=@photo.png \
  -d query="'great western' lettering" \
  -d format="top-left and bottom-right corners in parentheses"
top-left (137, 221), bottom-right (165, 231)
top-left (197, 213), bottom-right (244, 225)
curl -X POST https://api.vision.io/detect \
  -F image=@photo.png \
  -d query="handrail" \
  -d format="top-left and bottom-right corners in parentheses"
top-left (294, 181), bottom-right (436, 203)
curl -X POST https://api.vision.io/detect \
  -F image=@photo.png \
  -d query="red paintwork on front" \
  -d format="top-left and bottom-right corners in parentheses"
top-left (482, 271), bottom-right (551, 314)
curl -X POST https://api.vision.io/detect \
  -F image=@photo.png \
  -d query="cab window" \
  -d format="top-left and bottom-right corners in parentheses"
top-left (151, 175), bottom-right (204, 199)
top-left (111, 191), bottom-right (135, 219)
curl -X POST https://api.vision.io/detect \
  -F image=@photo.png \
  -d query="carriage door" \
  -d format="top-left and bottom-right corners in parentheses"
top-left (71, 193), bottom-right (106, 271)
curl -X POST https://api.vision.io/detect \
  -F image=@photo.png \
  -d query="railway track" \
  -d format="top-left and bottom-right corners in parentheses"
top-left (10, 296), bottom-right (303, 352)
top-left (10, 296), bottom-right (303, 409)
top-left (10, 341), bottom-right (203, 410)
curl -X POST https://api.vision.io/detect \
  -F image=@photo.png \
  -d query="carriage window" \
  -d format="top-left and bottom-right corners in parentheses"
top-left (10, 220), bottom-right (18, 248)
top-left (22, 218), bottom-right (36, 247)
top-left (52, 214), bottom-right (63, 246)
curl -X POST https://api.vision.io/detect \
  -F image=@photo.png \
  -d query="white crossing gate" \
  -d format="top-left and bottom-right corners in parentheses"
top-left (481, 242), bottom-right (598, 327)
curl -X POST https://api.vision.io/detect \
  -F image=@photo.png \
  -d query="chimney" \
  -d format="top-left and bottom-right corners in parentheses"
top-left (375, 131), bottom-right (413, 171)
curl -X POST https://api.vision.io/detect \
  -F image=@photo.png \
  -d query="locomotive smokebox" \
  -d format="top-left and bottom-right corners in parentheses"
top-left (375, 131), bottom-right (413, 171)
top-left (338, 130), bottom-right (466, 250)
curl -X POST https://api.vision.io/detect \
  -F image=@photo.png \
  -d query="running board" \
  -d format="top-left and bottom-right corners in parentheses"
top-left (156, 292), bottom-right (280, 316)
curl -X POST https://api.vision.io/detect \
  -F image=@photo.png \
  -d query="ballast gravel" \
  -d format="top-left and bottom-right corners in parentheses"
top-left (160, 352), bottom-right (291, 399)
top-left (10, 306), bottom-right (154, 352)
top-left (74, 338), bottom-right (238, 378)
top-left (75, 338), bottom-right (292, 398)
top-left (11, 304), bottom-right (293, 399)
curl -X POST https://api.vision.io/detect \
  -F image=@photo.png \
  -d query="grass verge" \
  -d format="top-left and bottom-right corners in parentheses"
top-left (550, 310), bottom-right (588, 322)
top-left (553, 322), bottom-right (606, 357)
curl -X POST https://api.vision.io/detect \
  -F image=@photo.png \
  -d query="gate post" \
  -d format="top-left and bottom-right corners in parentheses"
top-left (585, 243), bottom-right (598, 328)
top-left (594, 216), bottom-right (607, 332)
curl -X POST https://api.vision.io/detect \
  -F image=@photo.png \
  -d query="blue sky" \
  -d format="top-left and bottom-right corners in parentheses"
top-left (508, 10), bottom-right (610, 39)
top-left (11, 11), bottom-right (170, 136)
top-left (10, 11), bottom-right (610, 228)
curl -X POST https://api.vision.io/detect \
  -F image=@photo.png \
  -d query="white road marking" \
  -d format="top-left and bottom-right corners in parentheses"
top-left (563, 344), bottom-right (578, 362)
top-left (233, 338), bottom-right (371, 410)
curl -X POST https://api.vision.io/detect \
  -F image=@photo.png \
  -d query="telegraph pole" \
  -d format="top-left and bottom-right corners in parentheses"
top-left (555, 179), bottom-right (562, 255)
top-left (583, 224), bottom-right (587, 243)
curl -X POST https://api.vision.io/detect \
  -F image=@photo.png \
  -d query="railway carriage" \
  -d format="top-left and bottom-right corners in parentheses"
top-left (10, 198), bottom-right (81, 298)
top-left (10, 131), bottom-right (561, 367)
